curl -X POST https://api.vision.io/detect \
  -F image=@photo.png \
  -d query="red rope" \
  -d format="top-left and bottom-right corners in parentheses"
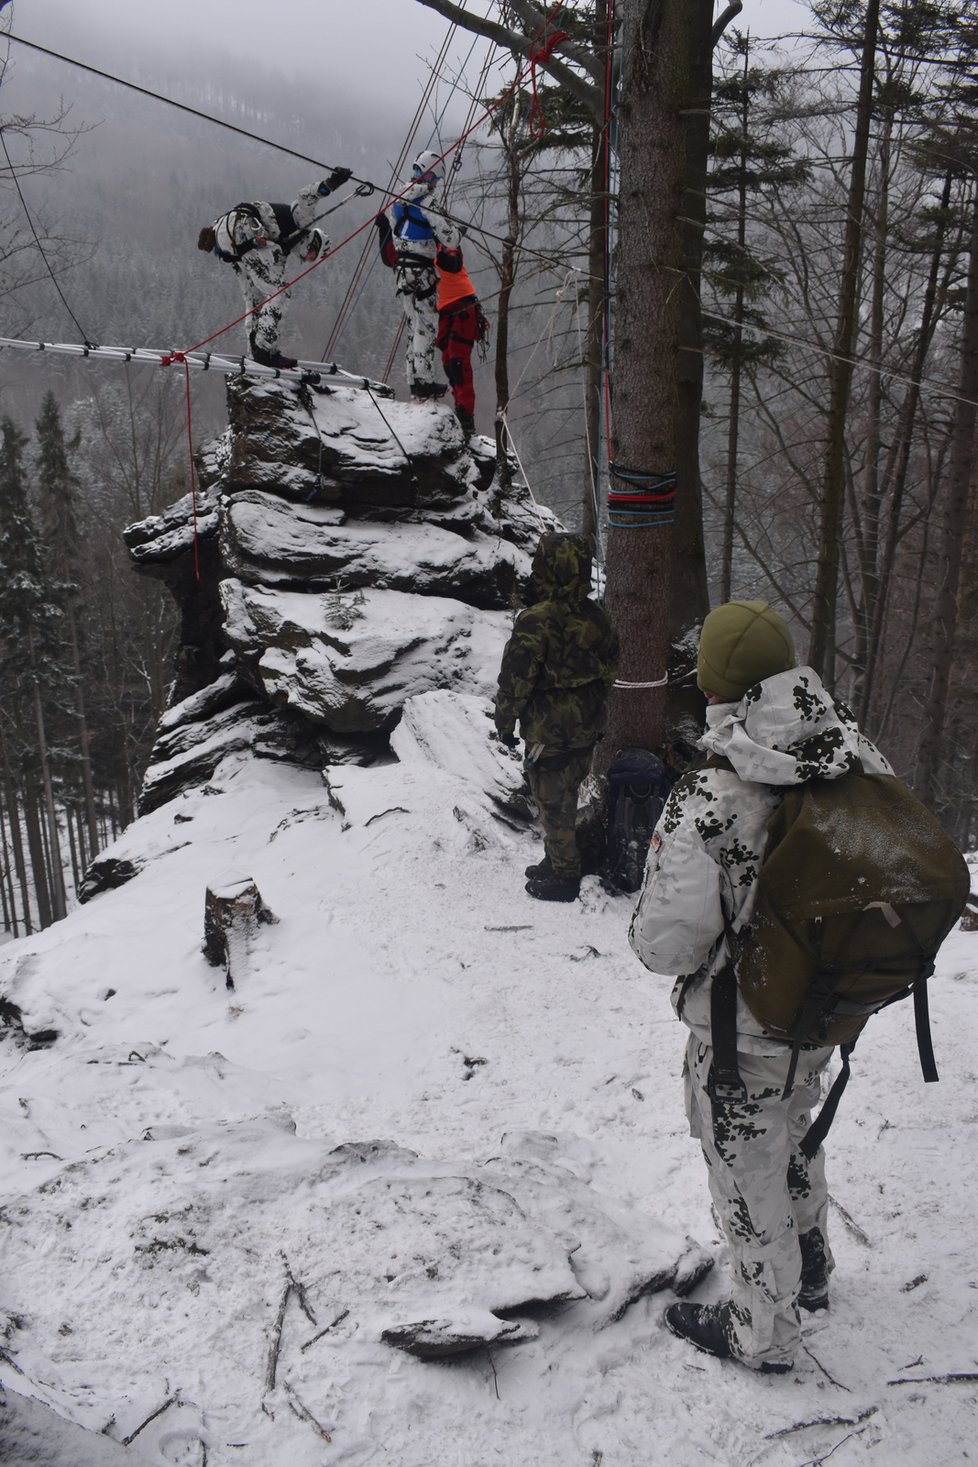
top-left (182, 359), bottom-right (201, 581)
top-left (528, 28), bottom-right (569, 138)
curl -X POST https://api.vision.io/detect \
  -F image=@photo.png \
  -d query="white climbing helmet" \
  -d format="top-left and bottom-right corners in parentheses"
top-left (408, 150), bottom-right (445, 199)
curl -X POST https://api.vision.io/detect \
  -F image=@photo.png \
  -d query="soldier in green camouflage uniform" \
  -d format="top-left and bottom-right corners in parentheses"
top-left (629, 601), bottom-right (891, 1374)
top-left (494, 533), bottom-right (619, 902)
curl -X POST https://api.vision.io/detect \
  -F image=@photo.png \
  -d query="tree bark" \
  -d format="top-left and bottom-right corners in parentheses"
top-left (601, 0), bottom-right (712, 761)
top-left (857, 170), bottom-right (955, 725)
top-left (22, 777), bottom-right (51, 930)
top-left (493, 94), bottom-right (522, 479)
top-left (915, 185), bottom-right (978, 809)
top-left (808, 0), bottom-right (880, 680)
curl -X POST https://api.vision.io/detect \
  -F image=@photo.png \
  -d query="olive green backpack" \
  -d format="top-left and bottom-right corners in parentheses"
top-left (709, 763), bottom-right (971, 1157)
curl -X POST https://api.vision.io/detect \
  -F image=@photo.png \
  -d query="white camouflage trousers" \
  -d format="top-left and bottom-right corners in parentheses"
top-left (684, 1032), bottom-right (835, 1369)
top-left (234, 250), bottom-right (289, 356)
top-left (395, 264), bottom-right (439, 392)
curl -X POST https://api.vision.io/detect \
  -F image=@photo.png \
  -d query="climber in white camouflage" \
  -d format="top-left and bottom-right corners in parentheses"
top-left (385, 151), bottom-right (458, 401)
top-left (629, 600), bottom-right (891, 1375)
top-left (197, 167), bottom-right (353, 368)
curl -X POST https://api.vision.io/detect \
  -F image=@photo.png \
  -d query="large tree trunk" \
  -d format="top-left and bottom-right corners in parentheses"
top-left (915, 186), bottom-right (978, 810)
top-left (807, 0), bottom-right (880, 681)
top-left (601, 0), bottom-right (712, 762)
top-left (857, 170), bottom-right (955, 727)
top-left (22, 777), bottom-right (52, 931)
top-left (493, 95), bottom-right (522, 479)
top-left (582, 0), bottom-right (611, 547)
top-left (1, 737), bottom-right (32, 934)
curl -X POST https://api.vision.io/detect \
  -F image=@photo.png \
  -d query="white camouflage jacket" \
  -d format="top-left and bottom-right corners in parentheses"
top-left (628, 667), bottom-right (891, 1054)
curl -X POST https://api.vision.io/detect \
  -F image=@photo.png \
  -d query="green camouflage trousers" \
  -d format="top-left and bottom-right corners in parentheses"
top-left (526, 746), bottom-right (593, 880)
top-left (684, 1031), bottom-right (835, 1369)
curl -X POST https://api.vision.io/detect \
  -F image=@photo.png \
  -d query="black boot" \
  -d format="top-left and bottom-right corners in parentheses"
top-left (664, 1302), bottom-right (793, 1375)
top-left (455, 407), bottom-right (475, 434)
top-left (664, 1302), bottom-right (731, 1360)
top-left (410, 380), bottom-right (448, 400)
top-left (524, 854), bottom-right (553, 880)
top-left (251, 344), bottom-right (298, 370)
top-left (798, 1227), bottom-right (830, 1312)
top-left (525, 872), bottom-right (580, 903)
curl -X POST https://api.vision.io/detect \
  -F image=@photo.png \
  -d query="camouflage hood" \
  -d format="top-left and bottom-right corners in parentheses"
top-left (699, 666), bottom-right (868, 787)
top-left (523, 533), bottom-right (591, 608)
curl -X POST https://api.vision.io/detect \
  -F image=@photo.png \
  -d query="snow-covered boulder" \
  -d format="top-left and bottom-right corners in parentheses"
top-left (224, 378), bottom-right (473, 506)
top-left (220, 581), bottom-right (511, 734)
top-left (220, 488), bottom-right (523, 607)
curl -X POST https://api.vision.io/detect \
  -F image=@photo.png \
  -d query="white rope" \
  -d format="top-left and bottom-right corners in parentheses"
top-left (613, 675), bottom-right (670, 689)
top-left (496, 408), bottom-right (538, 502)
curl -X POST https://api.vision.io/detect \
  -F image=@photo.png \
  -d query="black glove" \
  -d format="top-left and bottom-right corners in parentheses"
top-left (320, 166), bottom-right (353, 195)
top-left (495, 728), bottom-right (519, 749)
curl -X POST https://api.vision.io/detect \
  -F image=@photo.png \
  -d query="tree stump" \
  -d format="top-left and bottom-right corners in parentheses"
top-left (203, 877), bottom-right (277, 989)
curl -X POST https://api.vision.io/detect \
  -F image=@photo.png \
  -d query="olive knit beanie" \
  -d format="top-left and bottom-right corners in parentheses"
top-left (697, 600), bottom-right (796, 702)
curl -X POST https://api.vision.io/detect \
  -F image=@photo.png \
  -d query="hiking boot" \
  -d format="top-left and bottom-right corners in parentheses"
top-left (455, 407), bottom-right (475, 434)
top-left (524, 854), bottom-right (554, 880)
top-left (525, 873), bottom-right (580, 903)
top-left (251, 345), bottom-right (298, 370)
top-left (664, 1302), bottom-right (731, 1361)
top-left (409, 380), bottom-right (448, 400)
top-left (798, 1227), bottom-right (830, 1312)
top-left (663, 1302), bottom-right (792, 1375)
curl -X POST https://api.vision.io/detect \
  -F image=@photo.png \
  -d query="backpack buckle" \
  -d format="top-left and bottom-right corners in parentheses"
top-left (707, 1067), bottom-right (748, 1106)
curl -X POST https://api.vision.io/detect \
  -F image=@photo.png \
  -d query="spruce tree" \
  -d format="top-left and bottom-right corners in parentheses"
top-left (0, 417), bottom-right (69, 924)
top-left (34, 391), bottom-right (101, 867)
top-left (705, 32), bottom-right (811, 600)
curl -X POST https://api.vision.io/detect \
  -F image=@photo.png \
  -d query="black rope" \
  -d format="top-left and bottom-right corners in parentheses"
top-left (363, 389), bottom-right (422, 498)
top-left (6, 33), bottom-right (341, 173)
top-left (0, 125), bottom-right (95, 346)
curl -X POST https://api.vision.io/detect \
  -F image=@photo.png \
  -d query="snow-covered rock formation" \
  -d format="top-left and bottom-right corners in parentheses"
top-left (98, 379), bottom-right (554, 866)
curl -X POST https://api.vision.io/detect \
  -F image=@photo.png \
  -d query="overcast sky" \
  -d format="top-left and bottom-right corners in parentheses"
top-left (7, 0), bottom-right (812, 129)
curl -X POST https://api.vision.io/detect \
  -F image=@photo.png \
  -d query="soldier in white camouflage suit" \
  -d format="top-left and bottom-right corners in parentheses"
top-left (385, 151), bottom-right (459, 400)
top-left (198, 167), bottom-right (352, 368)
top-left (629, 600), bottom-right (891, 1374)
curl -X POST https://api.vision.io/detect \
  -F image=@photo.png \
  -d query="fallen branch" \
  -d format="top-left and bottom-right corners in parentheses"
top-left (364, 807), bottom-right (409, 826)
top-left (264, 1283), bottom-right (290, 1396)
top-left (803, 1345), bottom-right (851, 1391)
top-left (283, 1380), bottom-right (332, 1442)
top-left (888, 1372), bottom-right (978, 1386)
top-left (764, 1407), bottom-right (878, 1440)
top-left (828, 1195), bottom-right (871, 1246)
top-left (121, 1394), bottom-right (179, 1446)
top-left (795, 1427), bottom-right (870, 1466)
top-left (301, 1308), bottom-right (350, 1353)
top-left (265, 1255), bottom-right (318, 1394)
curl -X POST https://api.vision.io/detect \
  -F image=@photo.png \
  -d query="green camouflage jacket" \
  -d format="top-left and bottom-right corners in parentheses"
top-left (494, 533), bottom-right (619, 751)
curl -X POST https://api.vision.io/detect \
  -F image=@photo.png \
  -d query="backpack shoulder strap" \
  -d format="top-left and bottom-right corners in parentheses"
top-left (708, 959), bottom-right (748, 1105)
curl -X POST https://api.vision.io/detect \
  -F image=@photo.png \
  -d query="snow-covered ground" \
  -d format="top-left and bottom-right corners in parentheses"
top-left (0, 691), bottom-right (975, 1467)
